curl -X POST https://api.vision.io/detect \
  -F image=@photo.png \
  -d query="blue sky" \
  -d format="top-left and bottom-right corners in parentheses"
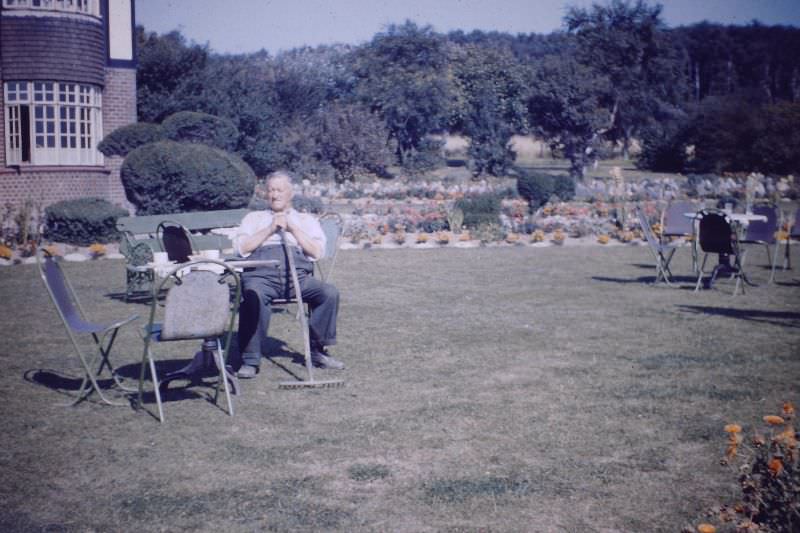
top-left (136, 0), bottom-right (800, 55)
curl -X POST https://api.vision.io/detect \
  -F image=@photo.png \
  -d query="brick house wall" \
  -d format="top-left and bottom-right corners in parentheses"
top-left (0, 2), bottom-right (137, 217)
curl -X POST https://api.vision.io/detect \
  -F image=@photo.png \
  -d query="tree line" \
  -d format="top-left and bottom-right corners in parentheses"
top-left (134, 0), bottom-right (800, 181)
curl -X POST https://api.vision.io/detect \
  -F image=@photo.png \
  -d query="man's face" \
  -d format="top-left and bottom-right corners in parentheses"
top-left (267, 176), bottom-right (293, 212)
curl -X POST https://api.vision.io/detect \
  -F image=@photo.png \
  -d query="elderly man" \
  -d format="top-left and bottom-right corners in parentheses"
top-left (233, 171), bottom-right (343, 378)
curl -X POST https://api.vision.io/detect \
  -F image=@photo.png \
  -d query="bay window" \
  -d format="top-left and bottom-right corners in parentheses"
top-left (4, 81), bottom-right (103, 166)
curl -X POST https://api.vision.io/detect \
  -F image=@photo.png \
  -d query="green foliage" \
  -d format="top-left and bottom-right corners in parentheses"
top-left (402, 137), bottom-right (445, 175)
top-left (752, 103), bottom-right (800, 174)
top-left (98, 122), bottom-right (165, 157)
top-left (44, 198), bottom-right (128, 246)
top-left (451, 44), bottom-right (527, 176)
top-left (135, 28), bottom-right (209, 122)
top-left (636, 117), bottom-right (690, 172)
top-left (527, 54), bottom-right (613, 178)
top-left (455, 193), bottom-right (502, 228)
top-left (517, 171), bottom-right (575, 211)
top-left (354, 21), bottom-right (454, 164)
top-left (295, 102), bottom-right (396, 182)
top-left (161, 111), bottom-right (240, 152)
top-left (121, 140), bottom-right (256, 215)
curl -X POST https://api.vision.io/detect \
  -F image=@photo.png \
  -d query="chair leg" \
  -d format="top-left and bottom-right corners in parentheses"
top-left (694, 254), bottom-right (708, 292)
top-left (137, 344), bottom-right (164, 423)
top-left (770, 242), bottom-right (780, 283)
top-left (214, 338), bottom-right (234, 417)
top-left (148, 352), bottom-right (164, 423)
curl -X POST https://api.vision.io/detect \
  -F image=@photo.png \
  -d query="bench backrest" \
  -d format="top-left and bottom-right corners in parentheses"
top-left (117, 208), bottom-right (250, 237)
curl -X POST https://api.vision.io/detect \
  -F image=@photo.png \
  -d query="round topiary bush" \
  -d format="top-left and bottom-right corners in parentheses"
top-left (161, 111), bottom-right (239, 152)
top-left (97, 122), bottom-right (165, 157)
top-left (121, 140), bottom-right (256, 215)
top-left (44, 197), bottom-right (129, 245)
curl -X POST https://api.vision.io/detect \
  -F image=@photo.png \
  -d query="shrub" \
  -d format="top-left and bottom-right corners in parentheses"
top-left (121, 140), bottom-right (256, 215)
top-left (517, 171), bottom-right (575, 212)
top-left (97, 122), bottom-right (165, 157)
top-left (44, 198), bottom-right (128, 245)
top-left (161, 111), bottom-right (240, 152)
top-left (455, 193), bottom-right (502, 228)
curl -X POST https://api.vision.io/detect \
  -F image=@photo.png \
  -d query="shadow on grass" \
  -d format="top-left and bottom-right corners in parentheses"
top-left (592, 275), bottom-right (698, 287)
top-left (677, 305), bottom-right (800, 329)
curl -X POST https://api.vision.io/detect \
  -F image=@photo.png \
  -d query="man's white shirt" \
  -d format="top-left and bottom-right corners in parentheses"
top-left (233, 209), bottom-right (326, 260)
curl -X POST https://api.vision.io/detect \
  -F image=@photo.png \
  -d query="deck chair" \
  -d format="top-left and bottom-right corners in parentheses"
top-left (636, 206), bottom-right (679, 285)
top-left (36, 249), bottom-right (138, 405)
top-left (661, 200), bottom-right (699, 270)
top-left (693, 209), bottom-right (746, 295)
top-left (157, 220), bottom-right (195, 264)
top-left (739, 204), bottom-right (780, 283)
top-left (137, 259), bottom-right (241, 423)
top-left (314, 212), bottom-right (344, 282)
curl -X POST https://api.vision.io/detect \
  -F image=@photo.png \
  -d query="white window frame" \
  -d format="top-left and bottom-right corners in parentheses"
top-left (1, 0), bottom-right (99, 17)
top-left (4, 81), bottom-right (103, 166)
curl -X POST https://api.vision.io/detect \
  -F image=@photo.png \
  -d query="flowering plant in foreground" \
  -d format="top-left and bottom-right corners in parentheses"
top-left (88, 243), bottom-right (107, 258)
top-left (688, 402), bottom-right (799, 533)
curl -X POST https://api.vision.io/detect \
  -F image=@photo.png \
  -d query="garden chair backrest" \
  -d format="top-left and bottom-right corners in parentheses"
top-left (697, 209), bottom-right (737, 255)
top-left (662, 200), bottom-right (697, 238)
top-left (743, 205), bottom-right (778, 244)
top-left (157, 221), bottom-right (194, 264)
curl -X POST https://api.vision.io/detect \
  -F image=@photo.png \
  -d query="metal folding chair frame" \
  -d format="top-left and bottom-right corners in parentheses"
top-left (636, 206), bottom-right (679, 286)
top-left (693, 209), bottom-right (746, 296)
top-left (36, 250), bottom-right (138, 406)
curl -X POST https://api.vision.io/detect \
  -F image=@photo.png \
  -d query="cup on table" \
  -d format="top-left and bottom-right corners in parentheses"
top-left (201, 249), bottom-right (220, 260)
top-left (153, 251), bottom-right (169, 264)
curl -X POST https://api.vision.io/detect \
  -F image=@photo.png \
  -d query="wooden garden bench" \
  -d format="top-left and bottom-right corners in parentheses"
top-left (116, 208), bottom-right (250, 300)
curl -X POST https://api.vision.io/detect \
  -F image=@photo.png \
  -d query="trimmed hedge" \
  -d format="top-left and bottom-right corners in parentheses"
top-left (97, 122), bottom-right (165, 157)
top-left (161, 111), bottom-right (239, 152)
top-left (455, 193), bottom-right (502, 228)
top-left (121, 140), bottom-right (256, 215)
top-left (44, 198), bottom-right (129, 245)
top-left (517, 171), bottom-right (575, 212)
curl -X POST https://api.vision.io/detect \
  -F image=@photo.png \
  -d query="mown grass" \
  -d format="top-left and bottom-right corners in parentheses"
top-left (1, 243), bottom-right (798, 532)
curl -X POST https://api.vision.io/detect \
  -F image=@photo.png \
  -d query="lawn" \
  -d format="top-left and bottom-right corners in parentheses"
top-left (1, 243), bottom-right (798, 532)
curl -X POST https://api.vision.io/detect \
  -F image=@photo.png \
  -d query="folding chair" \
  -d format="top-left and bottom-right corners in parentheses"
top-left (739, 204), bottom-right (780, 283)
top-left (36, 249), bottom-right (138, 405)
top-left (314, 212), bottom-right (344, 283)
top-left (636, 206), bottom-right (680, 285)
top-left (137, 259), bottom-right (241, 423)
top-left (693, 209), bottom-right (746, 295)
top-left (157, 220), bottom-right (195, 264)
top-left (661, 200), bottom-right (699, 271)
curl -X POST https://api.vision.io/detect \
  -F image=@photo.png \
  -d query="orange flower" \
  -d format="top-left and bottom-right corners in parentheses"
top-left (783, 402), bottom-right (796, 417)
top-left (725, 444), bottom-right (738, 461)
top-left (597, 234), bottom-right (610, 244)
top-left (764, 415), bottom-right (785, 426)
top-left (768, 457), bottom-right (783, 476)
top-left (0, 244), bottom-right (12, 260)
top-left (724, 424), bottom-right (742, 434)
top-left (697, 523), bottom-right (717, 533)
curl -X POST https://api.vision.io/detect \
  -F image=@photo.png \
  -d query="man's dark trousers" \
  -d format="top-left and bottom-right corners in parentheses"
top-left (238, 245), bottom-right (339, 368)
